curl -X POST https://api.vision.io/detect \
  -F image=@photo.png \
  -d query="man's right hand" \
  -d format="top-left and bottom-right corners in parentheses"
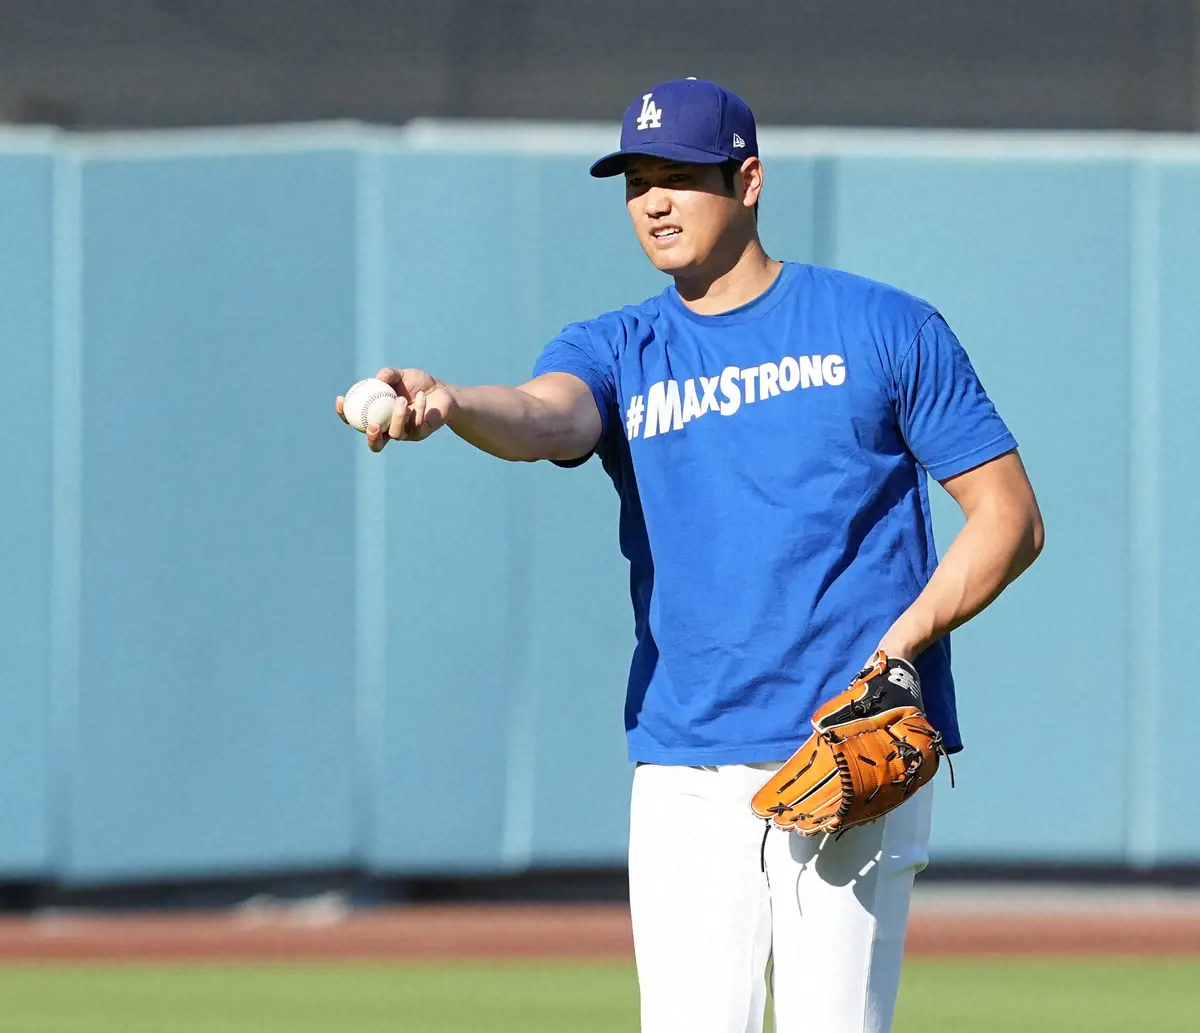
top-left (336, 369), bottom-right (602, 463)
top-left (335, 367), bottom-right (456, 452)
top-left (372, 367), bottom-right (457, 452)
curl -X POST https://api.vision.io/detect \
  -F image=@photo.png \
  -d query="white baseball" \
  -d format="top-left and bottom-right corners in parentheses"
top-left (342, 378), bottom-right (397, 433)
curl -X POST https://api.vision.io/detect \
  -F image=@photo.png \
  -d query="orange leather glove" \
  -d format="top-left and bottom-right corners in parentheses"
top-left (751, 651), bottom-right (946, 837)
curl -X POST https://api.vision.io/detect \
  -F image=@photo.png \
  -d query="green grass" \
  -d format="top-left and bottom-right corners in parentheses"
top-left (0, 963), bottom-right (637, 1033)
top-left (894, 959), bottom-right (1200, 1033)
top-left (0, 958), bottom-right (1195, 1033)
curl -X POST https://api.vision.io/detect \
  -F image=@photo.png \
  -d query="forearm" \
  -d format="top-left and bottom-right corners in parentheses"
top-left (445, 382), bottom-right (595, 462)
top-left (879, 499), bottom-right (1043, 660)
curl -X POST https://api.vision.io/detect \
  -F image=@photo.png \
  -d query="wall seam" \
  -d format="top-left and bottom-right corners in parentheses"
top-left (48, 144), bottom-right (83, 880)
top-left (1126, 159), bottom-right (1161, 867)
top-left (500, 155), bottom-right (541, 870)
top-left (353, 147), bottom-right (389, 871)
top-left (810, 156), bottom-right (836, 268)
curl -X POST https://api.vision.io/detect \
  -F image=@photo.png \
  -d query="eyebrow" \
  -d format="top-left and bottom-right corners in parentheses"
top-left (624, 161), bottom-right (688, 176)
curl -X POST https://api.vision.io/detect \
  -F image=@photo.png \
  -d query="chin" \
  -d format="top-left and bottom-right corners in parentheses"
top-left (643, 244), bottom-right (701, 276)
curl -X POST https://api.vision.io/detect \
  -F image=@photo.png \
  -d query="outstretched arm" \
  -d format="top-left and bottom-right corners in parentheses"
top-left (877, 450), bottom-right (1044, 660)
top-left (336, 368), bottom-right (602, 462)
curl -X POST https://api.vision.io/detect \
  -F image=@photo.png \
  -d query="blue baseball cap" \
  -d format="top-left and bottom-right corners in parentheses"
top-left (590, 78), bottom-right (758, 178)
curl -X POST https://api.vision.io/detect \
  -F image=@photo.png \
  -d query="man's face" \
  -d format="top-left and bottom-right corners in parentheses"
top-left (624, 159), bottom-right (747, 275)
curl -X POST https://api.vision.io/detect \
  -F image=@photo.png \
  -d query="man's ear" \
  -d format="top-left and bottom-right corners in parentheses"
top-left (740, 157), bottom-right (764, 208)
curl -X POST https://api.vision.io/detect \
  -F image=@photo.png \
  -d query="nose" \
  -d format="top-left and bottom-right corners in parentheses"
top-left (643, 187), bottom-right (672, 218)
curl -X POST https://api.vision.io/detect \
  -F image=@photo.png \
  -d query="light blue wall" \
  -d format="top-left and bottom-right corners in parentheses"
top-left (1148, 162), bottom-right (1200, 863)
top-left (63, 147), bottom-right (362, 880)
top-left (2, 126), bottom-right (1198, 882)
top-left (0, 146), bottom-right (56, 876)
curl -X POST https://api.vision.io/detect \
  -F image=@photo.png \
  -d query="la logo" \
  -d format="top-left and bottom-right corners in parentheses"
top-left (636, 93), bottom-right (662, 131)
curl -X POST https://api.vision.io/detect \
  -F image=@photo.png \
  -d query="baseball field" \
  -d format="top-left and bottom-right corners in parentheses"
top-left (1, 898), bottom-right (1196, 1032)
top-left (0, 959), bottom-right (1198, 1033)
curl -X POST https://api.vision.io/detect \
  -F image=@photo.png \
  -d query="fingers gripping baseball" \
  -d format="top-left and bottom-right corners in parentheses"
top-left (376, 367), bottom-right (436, 401)
top-left (336, 368), bottom-right (451, 452)
top-left (374, 367), bottom-right (451, 446)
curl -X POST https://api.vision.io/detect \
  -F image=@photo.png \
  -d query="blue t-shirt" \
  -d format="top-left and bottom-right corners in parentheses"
top-left (533, 262), bottom-right (1016, 764)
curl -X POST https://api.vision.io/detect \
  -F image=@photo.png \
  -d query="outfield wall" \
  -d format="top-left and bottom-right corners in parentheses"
top-left (2, 124), bottom-right (1197, 884)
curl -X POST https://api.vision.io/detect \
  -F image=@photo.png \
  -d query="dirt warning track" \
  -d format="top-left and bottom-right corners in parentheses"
top-left (2, 893), bottom-right (1199, 961)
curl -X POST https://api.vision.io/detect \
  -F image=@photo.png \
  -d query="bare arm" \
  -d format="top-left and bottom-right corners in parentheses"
top-left (336, 368), bottom-right (602, 462)
top-left (877, 450), bottom-right (1045, 660)
top-left (443, 374), bottom-right (603, 461)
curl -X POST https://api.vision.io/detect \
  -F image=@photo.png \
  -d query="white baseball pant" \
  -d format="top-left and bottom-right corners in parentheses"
top-left (628, 761), bottom-right (933, 1033)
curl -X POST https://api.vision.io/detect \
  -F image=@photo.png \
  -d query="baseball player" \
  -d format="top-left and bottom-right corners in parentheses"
top-left (337, 79), bottom-right (1043, 1033)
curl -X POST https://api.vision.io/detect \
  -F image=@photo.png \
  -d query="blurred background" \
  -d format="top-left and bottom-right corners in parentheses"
top-left (2, 0), bottom-right (1199, 130)
top-left (1, 2), bottom-right (1199, 1030)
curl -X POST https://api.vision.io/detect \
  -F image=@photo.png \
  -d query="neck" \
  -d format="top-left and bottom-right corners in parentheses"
top-left (673, 237), bottom-right (783, 316)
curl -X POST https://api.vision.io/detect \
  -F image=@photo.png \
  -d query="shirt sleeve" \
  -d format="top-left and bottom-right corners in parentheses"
top-left (895, 313), bottom-right (1018, 481)
top-left (532, 321), bottom-right (619, 444)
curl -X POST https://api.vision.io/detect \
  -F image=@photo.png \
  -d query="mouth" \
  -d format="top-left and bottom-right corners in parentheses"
top-left (649, 225), bottom-right (682, 248)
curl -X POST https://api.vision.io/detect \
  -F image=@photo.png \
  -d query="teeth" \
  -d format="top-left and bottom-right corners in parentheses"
top-left (653, 228), bottom-right (680, 238)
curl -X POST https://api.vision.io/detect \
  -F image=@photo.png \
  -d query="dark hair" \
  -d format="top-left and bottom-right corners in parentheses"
top-left (719, 159), bottom-right (759, 218)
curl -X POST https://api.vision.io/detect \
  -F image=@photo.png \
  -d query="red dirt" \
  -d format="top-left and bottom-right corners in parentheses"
top-left (904, 910), bottom-right (1200, 957)
top-left (0, 906), bottom-right (630, 962)
top-left (0, 903), bottom-right (1197, 962)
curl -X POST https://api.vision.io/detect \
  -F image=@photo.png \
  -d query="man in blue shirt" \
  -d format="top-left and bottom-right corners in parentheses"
top-left (338, 79), bottom-right (1043, 1033)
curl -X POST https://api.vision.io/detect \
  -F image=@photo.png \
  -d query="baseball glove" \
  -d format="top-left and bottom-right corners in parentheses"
top-left (750, 651), bottom-right (947, 837)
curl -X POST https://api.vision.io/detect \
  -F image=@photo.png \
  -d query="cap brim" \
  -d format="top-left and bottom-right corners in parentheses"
top-left (589, 142), bottom-right (733, 178)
